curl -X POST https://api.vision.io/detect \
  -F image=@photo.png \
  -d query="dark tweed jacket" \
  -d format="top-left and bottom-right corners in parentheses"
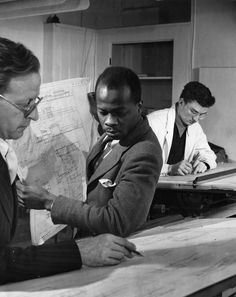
top-left (52, 117), bottom-right (163, 237)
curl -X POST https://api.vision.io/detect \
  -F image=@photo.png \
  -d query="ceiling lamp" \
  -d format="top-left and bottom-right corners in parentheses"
top-left (0, 0), bottom-right (90, 19)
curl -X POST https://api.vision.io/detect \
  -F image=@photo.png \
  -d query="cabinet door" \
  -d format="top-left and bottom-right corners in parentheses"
top-left (112, 41), bottom-right (173, 113)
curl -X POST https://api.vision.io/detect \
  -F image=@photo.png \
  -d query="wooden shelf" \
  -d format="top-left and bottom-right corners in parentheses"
top-left (139, 76), bottom-right (172, 80)
top-left (112, 41), bottom-right (173, 110)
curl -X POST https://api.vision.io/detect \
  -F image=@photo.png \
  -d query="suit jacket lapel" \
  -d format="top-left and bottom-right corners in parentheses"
top-left (0, 154), bottom-right (15, 225)
top-left (184, 124), bottom-right (195, 161)
top-left (10, 181), bottom-right (18, 238)
top-left (87, 117), bottom-right (150, 185)
top-left (86, 134), bottom-right (107, 179)
top-left (88, 143), bottom-right (128, 184)
top-left (164, 106), bottom-right (176, 162)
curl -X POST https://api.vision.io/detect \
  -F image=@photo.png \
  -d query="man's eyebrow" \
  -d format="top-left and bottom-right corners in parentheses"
top-left (190, 107), bottom-right (198, 113)
top-left (191, 107), bottom-right (207, 114)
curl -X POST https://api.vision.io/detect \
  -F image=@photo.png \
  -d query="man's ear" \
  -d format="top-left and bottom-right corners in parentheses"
top-left (137, 100), bottom-right (143, 112)
top-left (178, 97), bottom-right (184, 106)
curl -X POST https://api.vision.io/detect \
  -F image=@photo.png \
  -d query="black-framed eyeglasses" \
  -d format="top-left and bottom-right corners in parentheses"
top-left (187, 106), bottom-right (207, 120)
top-left (0, 94), bottom-right (43, 118)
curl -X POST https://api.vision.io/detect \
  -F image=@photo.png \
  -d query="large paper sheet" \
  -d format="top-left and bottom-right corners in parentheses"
top-left (13, 77), bottom-right (98, 245)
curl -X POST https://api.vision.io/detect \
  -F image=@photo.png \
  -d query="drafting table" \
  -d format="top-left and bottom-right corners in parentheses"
top-left (158, 162), bottom-right (236, 193)
top-left (2, 218), bottom-right (236, 297)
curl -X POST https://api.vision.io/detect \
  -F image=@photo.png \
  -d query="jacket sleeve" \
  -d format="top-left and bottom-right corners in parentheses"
top-left (0, 240), bottom-right (82, 285)
top-left (191, 124), bottom-right (217, 169)
top-left (51, 142), bottom-right (162, 237)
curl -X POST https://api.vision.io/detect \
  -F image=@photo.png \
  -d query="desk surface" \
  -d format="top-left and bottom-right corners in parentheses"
top-left (158, 162), bottom-right (236, 192)
top-left (2, 218), bottom-right (236, 297)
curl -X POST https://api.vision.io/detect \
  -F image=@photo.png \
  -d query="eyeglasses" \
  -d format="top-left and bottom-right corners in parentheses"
top-left (186, 105), bottom-right (208, 120)
top-left (0, 94), bottom-right (43, 118)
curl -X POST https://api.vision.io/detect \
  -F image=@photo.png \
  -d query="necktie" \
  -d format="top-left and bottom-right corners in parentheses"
top-left (89, 137), bottom-right (113, 176)
top-left (93, 141), bottom-right (112, 171)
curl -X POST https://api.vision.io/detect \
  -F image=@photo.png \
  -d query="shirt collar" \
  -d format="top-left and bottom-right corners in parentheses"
top-left (103, 135), bottom-right (119, 148)
top-left (0, 138), bottom-right (9, 159)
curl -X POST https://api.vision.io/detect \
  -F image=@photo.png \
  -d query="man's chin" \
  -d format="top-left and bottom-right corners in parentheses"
top-left (12, 133), bottom-right (24, 140)
top-left (182, 120), bottom-right (192, 126)
top-left (12, 128), bottom-right (27, 139)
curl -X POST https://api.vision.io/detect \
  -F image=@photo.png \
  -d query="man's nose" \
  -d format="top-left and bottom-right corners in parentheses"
top-left (28, 107), bottom-right (39, 121)
top-left (105, 114), bottom-right (118, 125)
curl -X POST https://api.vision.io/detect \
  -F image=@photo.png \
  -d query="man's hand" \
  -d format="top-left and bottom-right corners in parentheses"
top-left (16, 180), bottom-right (56, 210)
top-left (169, 160), bottom-right (193, 176)
top-left (192, 160), bottom-right (207, 175)
top-left (77, 234), bottom-right (136, 267)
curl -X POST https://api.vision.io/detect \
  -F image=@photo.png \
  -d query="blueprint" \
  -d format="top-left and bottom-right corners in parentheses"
top-left (13, 77), bottom-right (98, 245)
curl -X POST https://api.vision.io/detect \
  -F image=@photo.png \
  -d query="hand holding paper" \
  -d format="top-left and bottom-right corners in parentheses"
top-left (16, 180), bottom-right (57, 211)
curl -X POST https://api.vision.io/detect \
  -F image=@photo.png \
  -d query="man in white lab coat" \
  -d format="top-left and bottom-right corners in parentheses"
top-left (148, 81), bottom-right (217, 177)
top-left (148, 81), bottom-right (217, 216)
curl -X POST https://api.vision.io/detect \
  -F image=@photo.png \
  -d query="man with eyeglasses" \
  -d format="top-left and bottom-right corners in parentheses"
top-left (147, 82), bottom-right (217, 217)
top-left (148, 81), bottom-right (216, 176)
top-left (0, 37), bottom-right (136, 284)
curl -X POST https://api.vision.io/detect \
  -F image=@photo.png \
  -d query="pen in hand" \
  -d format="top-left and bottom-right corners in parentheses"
top-left (132, 250), bottom-right (144, 257)
top-left (127, 247), bottom-right (144, 257)
top-left (191, 152), bottom-right (200, 172)
top-left (191, 152), bottom-right (200, 165)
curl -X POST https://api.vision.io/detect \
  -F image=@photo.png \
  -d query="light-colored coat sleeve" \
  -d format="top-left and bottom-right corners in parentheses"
top-left (186, 123), bottom-right (217, 169)
top-left (147, 108), bottom-right (175, 176)
top-left (148, 107), bottom-right (217, 175)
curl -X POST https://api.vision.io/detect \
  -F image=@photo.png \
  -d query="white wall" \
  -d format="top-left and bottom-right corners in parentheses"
top-left (193, 0), bottom-right (236, 69)
top-left (96, 23), bottom-right (192, 102)
top-left (0, 16), bottom-right (46, 77)
top-left (199, 68), bottom-right (236, 160)
top-left (193, 0), bottom-right (236, 158)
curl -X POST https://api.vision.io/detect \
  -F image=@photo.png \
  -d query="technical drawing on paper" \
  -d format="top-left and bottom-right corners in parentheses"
top-left (13, 78), bottom-right (98, 245)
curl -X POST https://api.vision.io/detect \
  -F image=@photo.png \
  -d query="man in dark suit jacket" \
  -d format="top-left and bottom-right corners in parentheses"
top-left (17, 66), bottom-right (163, 237)
top-left (0, 38), bottom-right (136, 285)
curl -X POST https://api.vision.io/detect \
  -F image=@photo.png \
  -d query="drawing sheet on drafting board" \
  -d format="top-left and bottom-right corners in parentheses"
top-left (199, 67), bottom-right (236, 162)
top-left (12, 77), bottom-right (99, 245)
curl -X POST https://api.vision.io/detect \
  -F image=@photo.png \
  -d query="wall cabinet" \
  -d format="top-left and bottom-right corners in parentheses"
top-left (112, 41), bottom-right (173, 113)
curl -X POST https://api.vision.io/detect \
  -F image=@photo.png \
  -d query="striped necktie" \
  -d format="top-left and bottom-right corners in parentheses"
top-left (93, 140), bottom-right (113, 171)
top-left (89, 136), bottom-right (113, 175)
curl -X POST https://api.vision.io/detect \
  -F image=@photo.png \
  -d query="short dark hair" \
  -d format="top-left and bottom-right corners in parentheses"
top-left (0, 37), bottom-right (40, 93)
top-left (180, 81), bottom-right (215, 107)
top-left (95, 66), bottom-right (141, 104)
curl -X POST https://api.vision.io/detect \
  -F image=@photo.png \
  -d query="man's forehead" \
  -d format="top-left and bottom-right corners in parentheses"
top-left (11, 72), bottom-right (40, 84)
top-left (97, 84), bottom-right (131, 97)
top-left (6, 73), bottom-right (41, 96)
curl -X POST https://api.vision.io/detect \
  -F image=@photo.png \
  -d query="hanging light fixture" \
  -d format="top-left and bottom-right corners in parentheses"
top-left (0, 0), bottom-right (90, 19)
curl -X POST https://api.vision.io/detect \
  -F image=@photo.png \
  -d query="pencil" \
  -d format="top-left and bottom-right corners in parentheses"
top-left (128, 249), bottom-right (144, 257)
top-left (133, 250), bottom-right (144, 257)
